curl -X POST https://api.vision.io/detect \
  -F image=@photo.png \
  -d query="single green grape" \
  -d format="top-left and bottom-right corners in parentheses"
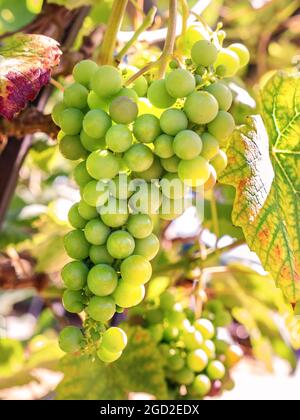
top-left (91, 65), bottom-right (123, 98)
top-left (194, 319), bottom-right (215, 340)
top-left (124, 144), bottom-right (154, 173)
top-left (173, 367), bottom-right (195, 386)
top-left (64, 230), bottom-right (90, 260)
top-left (160, 291), bottom-right (176, 311)
top-left (80, 130), bottom-right (106, 152)
top-left (154, 134), bottom-right (174, 159)
top-left (208, 111), bottom-right (235, 147)
top-left (178, 156), bottom-right (211, 187)
top-left (84, 218), bottom-right (111, 246)
top-left (160, 196), bottom-right (186, 221)
top-left (210, 150), bottom-right (228, 175)
top-left (163, 325), bottom-right (179, 342)
top-left (135, 156), bottom-right (164, 182)
top-left (64, 83), bottom-right (88, 109)
top-left (160, 173), bottom-right (185, 200)
top-left (106, 124), bottom-right (132, 153)
top-left (192, 374), bottom-right (212, 397)
top-left (121, 255), bottom-right (152, 285)
top-left (184, 91), bottom-right (219, 125)
top-left (59, 326), bottom-right (83, 353)
top-left (205, 82), bottom-right (233, 112)
top-left (87, 91), bottom-right (109, 111)
top-left (167, 350), bottom-right (185, 372)
top-left (109, 96), bottom-right (138, 124)
top-left (134, 234), bottom-right (159, 261)
top-left (73, 60), bottom-right (98, 88)
top-left (133, 114), bottom-right (161, 144)
top-left (149, 324), bottom-right (164, 343)
top-left (207, 361), bottom-right (226, 380)
top-left (187, 349), bottom-right (209, 373)
top-left (83, 180), bottom-right (109, 208)
top-left (61, 261), bottom-right (88, 290)
top-left (228, 43), bottom-right (250, 67)
top-left (182, 326), bottom-right (204, 350)
top-left (63, 289), bottom-right (85, 314)
top-left (129, 183), bottom-right (161, 215)
top-left (74, 161), bottom-right (93, 188)
top-left (78, 200), bottom-right (98, 220)
top-left (89, 245), bottom-right (114, 265)
top-left (191, 40), bottom-right (218, 67)
top-left (101, 327), bottom-right (128, 353)
top-left (146, 308), bottom-right (164, 325)
top-left (201, 340), bottom-right (216, 360)
top-left (173, 130), bottom-right (203, 160)
top-left (132, 76), bottom-right (148, 97)
top-left (68, 203), bottom-right (86, 229)
top-left (107, 230), bottom-right (135, 259)
top-left (160, 109), bottom-right (188, 136)
top-left (214, 49), bottom-right (240, 77)
top-left (87, 264), bottom-right (118, 296)
top-left (87, 296), bottom-right (116, 322)
top-left (200, 132), bottom-right (220, 161)
top-left (160, 155), bottom-right (180, 173)
top-left (60, 108), bottom-right (84, 135)
top-left (59, 135), bottom-right (87, 161)
top-left (99, 198), bottom-right (129, 228)
top-left (127, 214), bottom-right (153, 239)
top-left (86, 150), bottom-right (119, 180)
top-left (52, 102), bottom-right (65, 126)
top-left (113, 87), bottom-right (139, 103)
top-left (97, 347), bottom-right (122, 363)
top-left (83, 109), bottom-right (112, 139)
top-left (165, 69), bottom-right (196, 98)
top-left (110, 174), bottom-right (133, 200)
top-left (113, 281), bottom-right (145, 308)
top-left (147, 80), bottom-right (176, 109)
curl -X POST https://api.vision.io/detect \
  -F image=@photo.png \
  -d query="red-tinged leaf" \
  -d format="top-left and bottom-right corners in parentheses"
top-left (0, 34), bottom-right (62, 120)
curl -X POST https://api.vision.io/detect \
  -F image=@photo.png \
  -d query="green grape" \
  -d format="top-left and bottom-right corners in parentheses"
top-left (52, 102), bottom-right (65, 126)
top-left (201, 340), bottom-right (216, 360)
top-left (89, 245), bottom-right (114, 265)
top-left (64, 83), bottom-right (88, 109)
top-left (167, 350), bottom-right (185, 371)
top-left (154, 134), bottom-right (174, 159)
top-left (97, 347), bottom-right (122, 363)
top-left (208, 111), bottom-right (235, 147)
top-left (87, 150), bottom-right (119, 180)
top-left (135, 234), bottom-right (159, 261)
top-left (200, 132), bottom-right (219, 161)
top-left (184, 92), bottom-right (219, 125)
top-left (109, 96), bottom-right (138, 125)
top-left (163, 325), bottom-right (179, 342)
top-left (121, 255), bottom-right (152, 285)
top-left (182, 326), bottom-right (203, 350)
top-left (207, 361), bottom-right (226, 380)
top-left (100, 198), bottom-right (129, 228)
top-left (147, 80), bottom-right (176, 109)
top-left (107, 231), bottom-right (135, 259)
top-left (160, 173), bottom-right (185, 199)
top-left (114, 87), bottom-right (139, 103)
top-left (160, 196), bottom-right (186, 221)
top-left (135, 156), bottom-right (164, 182)
top-left (106, 124), bottom-right (132, 153)
top-left (187, 349), bottom-right (209, 373)
top-left (196, 65), bottom-right (206, 76)
top-left (124, 144), bottom-right (154, 172)
top-left (133, 114), bottom-right (161, 144)
top-left (63, 289), bottom-right (85, 313)
top-left (146, 308), bottom-right (164, 325)
top-left (132, 76), bottom-right (148, 97)
top-left (160, 109), bottom-right (188, 136)
top-left (101, 327), bottom-right (128, 353)
top-left (59, 326), bottom-right (83, 353)
top-left (83, 180), bottom-right (109, 208)
top-left (73, 60), bottom-right (98, 88)
top-left (61, 261), bottom-right (88, 290)
top-left (149, 324), bottom-right (164, 342)
top-left (87, 296), bottom-right (116, 322)
top-left (178, 156), bottom-right (210, 187)
top-left (173, 367), bottom-right (195, 386)
top-left (192, 374), bottom-right (212, 397)
top-left (180, 23), bottom-right (208, 53)
top-left (216, 65), bottom-right (227, 77)
top-left (74, 161), bottom-right (93, 187)
top-left (113, 281), bottom-right (145, 308)
top-left (169, 59), bottom-right (179, 69)
top-left (87, 264), bottom-right (118, 297)
top-left (205, 82), bottom-right (233, 112)
top-left (60, 108), bottom-right (84, 135)
top-left (173, 130), bottom-right (203, 160)
top-left (194, 319), bottom-right (215, 339)
top-left (214, 49), bottom-right (240, 77)
top-left (127, 214), bottom-right (153, 239)
top-left (129, 183), bottom-right (161, 215)
top-left (87, 91), bottom-right (109, 110)
top-left (160, 291), bottom-right (176, 311)
top-left (84, 218), bottom-right (111, 246)
top-left (110, 174), bottom-right (133, 200)
top-left (78, 200), bottom-right (98, 220)
top-left (165, 69), bottom-right (196, 98)
top-left (80, 130), bottom-right (106, 152)
top-left (210, 150), bottom-right (228, 175)
top-left (228, 43), bottom-right (250, 67)
top-left (83, 109), bottom-right (112, 139)
top-left (59, 135), bottom-right (87, 161)
top-left (191, 40), bottom-right (218, 67)
top-left (166, 305), bottom-right (186, 326)
top-left (91, 65), bottom-right (123, 98)
top-left (160, 155), bottom-right (180, 173)
top-left (64, 230), bottom-right (90, 260)
top-left (68, 203), bottom-right (86, 229)
top-left (204, 166), bottom-right (217, 191)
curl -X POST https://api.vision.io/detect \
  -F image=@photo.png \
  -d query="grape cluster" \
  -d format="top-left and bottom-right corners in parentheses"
top-left (52, 31), bottom-right (249, 362)
top-left (143, 291), bottom-right (243, 399)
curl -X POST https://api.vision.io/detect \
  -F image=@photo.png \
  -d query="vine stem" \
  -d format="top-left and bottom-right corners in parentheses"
top-left (180, 0), bottom-right (189, 37)
top-left (98, 0), bottom-right (129, 65)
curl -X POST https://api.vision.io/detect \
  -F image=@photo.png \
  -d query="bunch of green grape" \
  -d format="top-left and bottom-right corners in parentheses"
top-left (51, 29), bottom-right (249, 363)
top-left (143, 291), bottom-right (243, 399)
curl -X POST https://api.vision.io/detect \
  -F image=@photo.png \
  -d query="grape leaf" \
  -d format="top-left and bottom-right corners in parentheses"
top-left (0, 34), bottom-right (61, 120)
top-left (56, 327), bottom-right (168, 400)
top-left (48, 0), bottom-right (99, 9)
top-left (220, 71), bottom-right (300, 303)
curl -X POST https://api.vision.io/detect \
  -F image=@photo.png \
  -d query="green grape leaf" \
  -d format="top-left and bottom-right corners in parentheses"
top-left (220, 71), bottom-right (300, 304)
top-left (0, 34), bottom-right (61, 120)
top-left (48, 0), bottom-right (99, 9)
top-left (56, 327), bottom-right (168, 400)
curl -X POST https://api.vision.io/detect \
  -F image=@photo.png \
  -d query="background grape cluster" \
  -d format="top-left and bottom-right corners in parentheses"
top-left (52, 32), bottom-right (249, 364)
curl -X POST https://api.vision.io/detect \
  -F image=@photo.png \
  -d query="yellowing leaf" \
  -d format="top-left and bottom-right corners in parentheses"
top-left (0, 34), bottom-right (61, 120)
top-left (220, 71), bottom-right (300, 303)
